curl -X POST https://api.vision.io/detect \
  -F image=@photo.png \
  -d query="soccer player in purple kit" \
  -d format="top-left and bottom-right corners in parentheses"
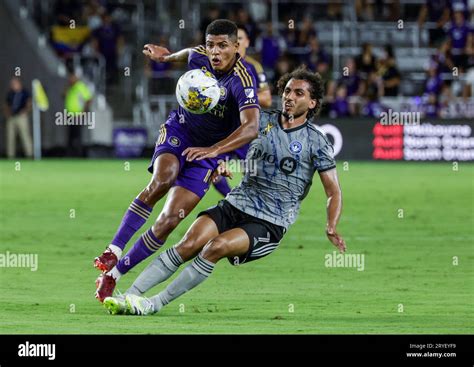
top-left (94, 19), bottom-right (260, 302)
top-left (212, 23), bottom-right (272, 197)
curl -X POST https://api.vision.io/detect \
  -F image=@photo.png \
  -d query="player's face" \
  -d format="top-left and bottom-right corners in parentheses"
top-left (237, 29), bottom-right (250, 56)
top-left (282, 79), bottom-right (317, 120)
top-left (205, 34), bottom-right (238, 72)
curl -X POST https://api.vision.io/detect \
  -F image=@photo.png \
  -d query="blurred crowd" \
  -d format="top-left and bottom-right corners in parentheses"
top-left (48, 0), bottom-right (125, 83)
top-left (31, 0), bottom-right (474, 119)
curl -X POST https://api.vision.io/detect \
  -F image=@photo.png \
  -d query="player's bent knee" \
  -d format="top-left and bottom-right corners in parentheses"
top-left (175, 239), bottom-right (199, 262)
top-left (153, 213), bottom-right (182, 237)
top-left (143, 179), bottom-right (174, 204)
top-left (162, 214), bottom-right (182, 229)
top-left (148, 178), bottom-right (174, 195)
top-left (201, 238), bottom-right (228, 262)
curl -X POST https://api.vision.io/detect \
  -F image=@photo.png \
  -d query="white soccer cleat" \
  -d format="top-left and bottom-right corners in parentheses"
top-left (125, 294), bottom-right (155, 316)
top-left (103, 295), bottom-right (128, 315)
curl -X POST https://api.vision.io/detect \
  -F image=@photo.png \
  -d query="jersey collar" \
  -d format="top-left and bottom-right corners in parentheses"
top-left (277, 111), bottom-right (309, 133)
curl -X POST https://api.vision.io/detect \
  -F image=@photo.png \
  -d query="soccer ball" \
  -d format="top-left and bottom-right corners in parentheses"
top-left (176, 69), bottom-right (221, 114)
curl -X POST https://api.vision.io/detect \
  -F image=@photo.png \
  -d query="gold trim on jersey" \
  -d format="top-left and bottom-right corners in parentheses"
top-left (203, 169), bottom-right (212, 183)
top-left (157, 124), bottom-right (167, 145)
top-left (235, 61), bottom-right (253, 87)
top-left (193, 45), bottom-right (207, 55)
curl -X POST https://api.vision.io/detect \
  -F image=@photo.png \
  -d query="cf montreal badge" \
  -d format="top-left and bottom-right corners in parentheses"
top-left (289, 141), bottom-right (303, 154)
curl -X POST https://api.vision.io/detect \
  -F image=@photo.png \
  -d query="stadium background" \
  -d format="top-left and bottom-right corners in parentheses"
top-left (0, 0), bottom-right (473, 335)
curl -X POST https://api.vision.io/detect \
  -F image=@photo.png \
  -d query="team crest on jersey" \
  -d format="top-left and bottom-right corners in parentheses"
top-left (289, 141), bottom-right (303, 154)
top-left (244, 88), bottom-right (254, 98)
top-left (219, 86), bottom-right (227, 100)
top-left (168, 136), bottom-right (181, 147)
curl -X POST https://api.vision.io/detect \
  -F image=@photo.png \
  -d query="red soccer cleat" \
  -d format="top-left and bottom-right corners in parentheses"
top-left (95, 273), bottom-right (116, 303)
top-left (94, 248), bottom-right (118, 273)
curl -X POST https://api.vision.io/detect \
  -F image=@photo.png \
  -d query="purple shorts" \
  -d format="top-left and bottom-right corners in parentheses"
top-left (148, 112), bottom-right (225, 198)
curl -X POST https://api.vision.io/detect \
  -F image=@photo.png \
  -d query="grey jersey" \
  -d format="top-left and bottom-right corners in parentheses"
top-left (226, 110), bottom-right (336, 230)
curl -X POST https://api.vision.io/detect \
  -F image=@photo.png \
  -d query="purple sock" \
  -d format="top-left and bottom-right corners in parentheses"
top-left (116, 229), bottom-right (164, 274)
top-left (111, 198), bottom-right (152, 250)
top-left (213, 176), bottom-right (232, 197)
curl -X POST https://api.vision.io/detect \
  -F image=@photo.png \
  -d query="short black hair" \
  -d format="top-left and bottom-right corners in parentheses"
top-left (236, 23), bottom-right (249, 37)
top-left (276, 66), bottom-right (325, 120)
top-left (205, 19), bottom-right (238, 41)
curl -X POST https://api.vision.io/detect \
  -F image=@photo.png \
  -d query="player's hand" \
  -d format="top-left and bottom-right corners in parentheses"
top-left (142, 44), bottom-right (171, 62)
top-left (211, 161), bottom-right (233, 183)
top-left (182, 146), bottom-right (220, 161)
top-left (326, 226), bottom-right (346, 253)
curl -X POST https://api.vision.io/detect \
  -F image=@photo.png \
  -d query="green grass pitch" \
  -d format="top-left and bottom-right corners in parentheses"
top-left (0, 159), bottom-right (472, 334)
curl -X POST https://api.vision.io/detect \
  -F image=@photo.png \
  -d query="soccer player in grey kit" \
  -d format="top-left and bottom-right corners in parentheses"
top-left (104, 66), bottom-right (347, 316)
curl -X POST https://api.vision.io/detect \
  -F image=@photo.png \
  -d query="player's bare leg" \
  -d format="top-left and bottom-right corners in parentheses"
top-left (98, 185), bottom-right (204, 302)
top-left (105, 224), bottom-right (247, 315)
top-left (124, 214), bottom-right (218, 296)
top-left (136, 153), bottom-right (181, 207)
top-left (111, 186), bottom-right (202, 275)
top-left (94, 153), bottom-right (180, 268)
top-left (105, 228), bottom-right (250, 315)
top-left (95, 153), bottom-right (180, 302)
top-left (150, 185), bottom-right (203, 242)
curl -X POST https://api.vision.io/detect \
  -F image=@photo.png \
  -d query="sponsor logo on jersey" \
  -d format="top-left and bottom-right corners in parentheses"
top-left (280, 157), bottom-right (297, 174)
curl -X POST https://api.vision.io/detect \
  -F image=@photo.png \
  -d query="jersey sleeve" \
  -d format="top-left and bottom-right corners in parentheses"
top-left (188, 45), bottom-right (208, 69)
top-left (311, 129), bottom-right (336, 172)
top-left (230, 61), bottom-right (260, 112)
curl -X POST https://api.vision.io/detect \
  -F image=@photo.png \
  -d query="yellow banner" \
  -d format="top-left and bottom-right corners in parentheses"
top-left (51, 25), bottom-right (91, 47)
top-left (32, 79), bottom-right (49, 111)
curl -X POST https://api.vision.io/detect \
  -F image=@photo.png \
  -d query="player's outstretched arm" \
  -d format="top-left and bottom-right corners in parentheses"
top-left (182, 107), bottom-right (259, 161)
top-left (319, 168), bottom-right (346, 253)
top-left (142, 44), bottom-right (190, 63)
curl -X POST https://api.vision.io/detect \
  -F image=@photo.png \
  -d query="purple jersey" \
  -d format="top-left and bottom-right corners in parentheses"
top-left (177, 45), bottom-right (260, 147)
top-left (230, 55), bottom-right (267, 160)
top-left (330, 98), bottom-right (350, 118)
top-left (448, 22), bottom-right (471, 51)
top-left (339, 74), bottom-right (360, 96)
top-left (424, 76), bottom-right (443, 95)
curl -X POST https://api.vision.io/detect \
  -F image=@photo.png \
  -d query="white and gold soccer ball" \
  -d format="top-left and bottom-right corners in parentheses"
top-left (175, 69), bottom-right (221, 114)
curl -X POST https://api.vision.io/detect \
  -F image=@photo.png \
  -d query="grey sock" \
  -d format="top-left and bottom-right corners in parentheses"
top-left (150, 254), bottom-right (215, 311)
top-left (125, 247), bottom-right (183, 295)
